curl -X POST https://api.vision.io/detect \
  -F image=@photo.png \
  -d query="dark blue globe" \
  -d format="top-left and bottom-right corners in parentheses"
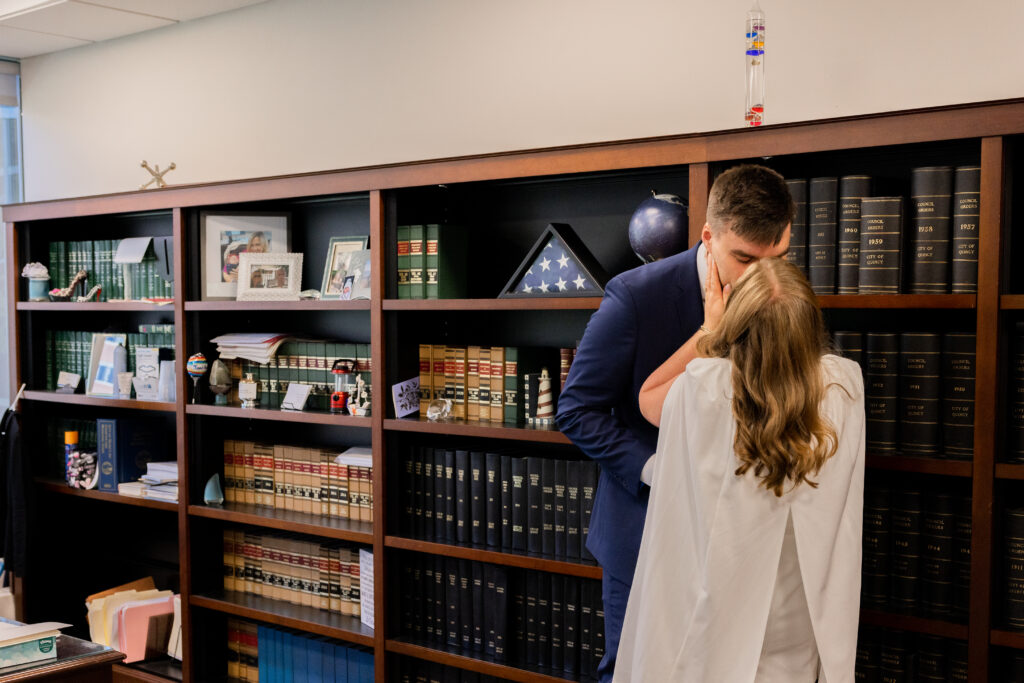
top-left (628, 191), bottom-right (688, 263)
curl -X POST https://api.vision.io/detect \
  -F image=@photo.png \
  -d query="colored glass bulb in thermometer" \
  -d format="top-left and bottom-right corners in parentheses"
top-left (745, 0), bottom-right (765, 126)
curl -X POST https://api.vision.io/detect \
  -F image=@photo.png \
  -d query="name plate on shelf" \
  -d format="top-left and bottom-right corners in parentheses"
top-left (55, 372), bottom-right (81, 394)
top-left (281, 383), bottom-right (312, 411)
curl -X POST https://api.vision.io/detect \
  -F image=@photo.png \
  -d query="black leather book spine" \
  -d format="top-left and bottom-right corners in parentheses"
top-left (444, 449), bottom-right (457, 544)
top-left (566, 460), bottom-right (581, 560)
top-left (942, 333), bottom-right (976, 460)
top-left (400, 564), bottom-right (414, 635)
top-left (581, 461), bottom-right (598, 562)
top-left (1010, 323), bottom-right (1024, 464)
top-left (423, 562), bottom-right (436, 640)
top-left (890, 488), bottom-right (923, 614)
top-left (542, 458), bottom-right (556, 556)
top-left (511, 573), bottom-right (526, 663)
top-left (591, 580), bottom-right (605, 675)
top-left (563, 576), bottom-right (579, 676)
top-left (855, 626), bottom-right (880, 683)
top-left (470, 451), bottom-right (486, 546)
top-left (550, 573), bottom-right (564, 671)
top-left (485, 452), bottom-right (501, 548)
top-left (446, 557), bottom-right (460, 647)
top-left (472, 561), bottom-right (484, 652)
top-left (922, 492), bottom-right (955, 617)
top-left (866, 333), bottom-right (899, 454)
top-left (511, 457), bottom-right (527, 551)
top-left (579, 580), bottom-right (594, 679)
top-left (858, 197), bottom-right (903, 294)
top-left (838, 175), bottom-right (871, 294)
top-left (455, 450), bottom-right (470, 544)
top-left (953, 495), bottom-right (971, 620)
top-left (809, 176), bottom-right (838, 294)
top-left (459, 560), bottom-right (472, 649)
top-left (414, 452), bottom-right (426, 539)
top-left (910, 166), bottom-right (954, 293)
top-left (500, 455), bottom-right (513, 550)
top-left (915, 635), bottom-right (948, 682)
top-left (899, 332), bottom-right (942, 456)
top-left (525, 570), bottom-right (538, 665)
top-left (951, 165), bottom-right (981, 294)
top-left (402, 452), bottom-right (415, 535)
top-left (785, 178), bottom-right (809, 277)
top-left (536, 573), bottom-right (550, 669)
top-left (949, 641), bottom-right (969, 682)
top-left (861, 484), bottom-right (890, 610)
top-left (833, 330), bottom-right (865, 367)
top-left (423, 452), bottom-right (435, 541)
top-left (1004, 507), bottom-right (1024, 630)
top-left (879, 626), bottom-right (912, 681)
top-left (493, 565), bottom-right (508, 662)
top-left (554, 459), bottom-right (568, 560)
top-left (434, 448), bottom-right (446, 541)
top-left (434, 556), bottom-right (446, 645)
top-left (484, 564), bottom-right (497, 658)
top-left (527, 457), bottom-right (543, 554)
top-left (411, 559), bottom-right (425, 640)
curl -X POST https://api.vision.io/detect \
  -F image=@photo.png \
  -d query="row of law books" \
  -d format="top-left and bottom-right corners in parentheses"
top-left (47, 239), bottom-right (172, 300)
top-left (396, 659), bottom-right (512, 683)
top-left (400, 448), bottom-right (597, 563)
top-left (785, 165), bottom-right (980, 295)
top-left (228, 619), bottom-right (374, 683)
top-left (396, 224), bottom-right (467, 299)
top-left (856, 628), bottom-right (966, 682)
top-left (399, 556), bottom-right (604, 679)
top-left (1005, 322), bottom-right (1024, 464)
top-left (1001, 507), bottom-right (1024, 631)
top-left (223, 441), bottom-right (373, 522)
top-left (43, 324), bottom-right (175, 391)
top-left (417, 344), bottom-right (575, 423)
top-left (861, 481), bottom-right (971, 621)
top-left (223, 530), bottom-right (364, 618)
top-left (834, 331), bottom-right (975, 460)
top-left (230, 340), bottom-right (370, 411)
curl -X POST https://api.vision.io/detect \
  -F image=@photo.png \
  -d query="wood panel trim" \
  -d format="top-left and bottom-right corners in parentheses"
top-left (6, 221), bottom-right (19, 402)
top-left (688, 162), bottom-right (709, 247)
top-left (369, 189), bottom-right (388, 682)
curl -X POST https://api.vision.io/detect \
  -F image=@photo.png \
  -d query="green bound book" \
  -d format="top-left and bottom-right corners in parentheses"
top-left (409, 224), bottom-right (426, 299)
top-left (426, 223), bottom-right (468, 299)
top-left (503, 346), bottom-right (518, 424)
top-left (397, 225), bottom-right (412, 299)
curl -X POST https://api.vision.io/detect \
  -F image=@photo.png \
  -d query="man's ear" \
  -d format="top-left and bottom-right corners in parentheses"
top-left (701, 223), bottom-right (713, 249)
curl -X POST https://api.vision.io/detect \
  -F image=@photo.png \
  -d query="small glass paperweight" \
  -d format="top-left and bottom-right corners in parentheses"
top-left (426, 398), bottom-right (452, 421)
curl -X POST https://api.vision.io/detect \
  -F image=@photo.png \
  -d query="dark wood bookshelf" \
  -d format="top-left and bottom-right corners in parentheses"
top-left (865, 454), bottom-right (973, 477)
top-left (36, 478), bottom-right (178, 511)
top-left (859, 609), bottom-right (968, 640)
top-left (185, 403), bottom-right (372, 427)
top-left (112, 659), bottom-right (183, 683)
top-left (385, 536), bottom-right (602, 579)
top-left (1000, 295), bottom-right (1024, 309)
top-left (22, 390), bottom-right (176, 412)
top-left (383, 298), bottom-right (602, 311)
top-left (188, 503), bottom-right (373, 543)
top-left (190, 592), bottom-right (374, 648)
top-left (184, 300), bottom-right (371, 311)
top-left (383, 417), bottom-right (570, 444)
top-left (816, 294), bottom-right (975, 309)
top-left (16, 301), bottom-right (176, 311)
top-left (995, 463), bottom-right (1024, 480)
top-left (991, 629), bottom-right (1024, 649)
top-left (386, 639), bottom-right (586, 683)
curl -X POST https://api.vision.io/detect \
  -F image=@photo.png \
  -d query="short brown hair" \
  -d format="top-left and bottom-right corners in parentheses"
top-left (707, 164), bottom-right (794, 245)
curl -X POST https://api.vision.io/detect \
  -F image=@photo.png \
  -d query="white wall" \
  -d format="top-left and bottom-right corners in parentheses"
top-left (16, 0), bottom-right (1024, 202)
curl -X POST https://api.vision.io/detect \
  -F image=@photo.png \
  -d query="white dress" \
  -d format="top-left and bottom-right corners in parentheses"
top-left (613, 355), bottom-right (865, 683)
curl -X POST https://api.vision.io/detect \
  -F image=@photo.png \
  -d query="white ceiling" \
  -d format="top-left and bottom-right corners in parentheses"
top-left (0, 0), bottom-right (267, 59)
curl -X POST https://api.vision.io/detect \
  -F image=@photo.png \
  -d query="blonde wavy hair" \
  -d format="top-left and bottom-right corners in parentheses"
top-left (696, 257), bottom-right (838, 496)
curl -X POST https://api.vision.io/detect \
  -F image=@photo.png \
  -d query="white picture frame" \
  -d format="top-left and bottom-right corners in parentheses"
top-left (236, 252), bottom-right (303, 301)
top-left (201, 212), bottom-right (290, 300)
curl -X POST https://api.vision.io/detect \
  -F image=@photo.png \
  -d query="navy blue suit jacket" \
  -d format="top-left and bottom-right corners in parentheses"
top-left (556, 242), bottom-right (704, 583)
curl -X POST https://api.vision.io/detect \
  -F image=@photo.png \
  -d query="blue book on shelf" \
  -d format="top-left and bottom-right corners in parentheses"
top-left (270, 627), bottom-right (281, 683)
top-left (258, 626), bottom-right (269, 682)
top-left (320, 639), bottom-right (333, 683)
top-left (333, 642), bottom-right (347, 683)
top-left (307, 634), bottom-right (323, 683)
top-left (348, 646), bottom-right (362, 683)
top-left (281, 630), bottom-right (294, 683)
top-left (96, 417), bottom-right (173, 492)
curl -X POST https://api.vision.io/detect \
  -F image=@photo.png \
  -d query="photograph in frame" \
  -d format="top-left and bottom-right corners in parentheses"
top-left (201, 212), bottom-right (290, 300)
top-left (321, 237), bottom-right (370, 299)
top-left (236, 252), bottom-right (303, 301)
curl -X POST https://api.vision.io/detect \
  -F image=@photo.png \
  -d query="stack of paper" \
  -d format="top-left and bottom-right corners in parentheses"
top-left (85, 578), bottom-right (172, 653)
top-left (335, 446), bottom-right (372, 469)
top-left (141, 462), bottom-right (177, 485)
top-left (117, 481), bottom-right (148, 498)
top-left (210, 333), bottom-right (291, 364)
top-left (144, 483), bottom-right (178, 502)
top-left (166, 595), bottom-right (182, 661)
top-left (0, 620), bottom-right (69, 668)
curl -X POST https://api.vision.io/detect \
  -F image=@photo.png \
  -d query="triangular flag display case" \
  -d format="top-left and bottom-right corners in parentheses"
top-left (498, 223), bottom-right (610, 298)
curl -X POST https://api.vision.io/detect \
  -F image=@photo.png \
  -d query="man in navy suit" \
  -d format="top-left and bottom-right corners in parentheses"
top-left (557, 165), bottom-right (794, 681)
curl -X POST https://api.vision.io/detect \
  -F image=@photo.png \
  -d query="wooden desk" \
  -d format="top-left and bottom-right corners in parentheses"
top-left (0, 635), bottom-right (124, 682)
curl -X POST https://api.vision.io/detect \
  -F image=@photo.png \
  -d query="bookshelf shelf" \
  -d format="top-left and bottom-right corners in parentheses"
top-left (383, 298), bottom-right (602, 311)
top-left (995, 463), bottom-right (1024, 480)
top-left (385, 639), bottom-right (583, 683)
top-left (188, 503), bottom-right (373, 543)
top-left (865, 454), bottom-right (973, 477)
top-left (815, 294), bottom-right (975, 309)
top-left (185, 404), bottom-right (372, 427)
top-left (36, 478), bottom-right (178, 511)
top-left (16, 301), bottom-right (175, 312)
top-left (990, 629), bottom-right (1024, 649)
top-left (112, 659), bottom-right (183, 683)
top-left (385, 536), bottom-right (602, 579)
top-left (383, 417), bottom-right (571, 444)
top-left (1000, 295), bottom-right (1024, 310)
top-left (184, 300), bottom-right (371, 312)
top-left (190, 592), bottom-right (374, 648)
top-left (22, 390), bottom-right (176, 412)
top-left (859, 609), bottom-right (968, 640)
